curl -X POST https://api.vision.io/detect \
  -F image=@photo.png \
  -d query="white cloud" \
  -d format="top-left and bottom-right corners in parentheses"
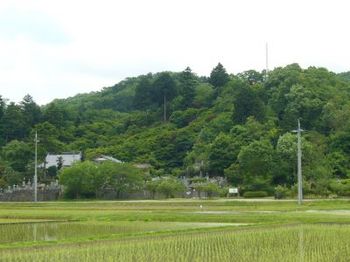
top-left (0, 0), bottom-right (349, 104)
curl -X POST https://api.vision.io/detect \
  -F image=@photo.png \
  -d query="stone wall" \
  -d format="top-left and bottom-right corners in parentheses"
top-left (0, 176), bottom-right (227, 201)
top-left (0, 181), bottom-right (61, 202)
top-left (96, 189), bottom-right (186, 200)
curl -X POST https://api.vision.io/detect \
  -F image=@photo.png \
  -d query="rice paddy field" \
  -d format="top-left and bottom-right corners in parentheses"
top-left (0, 199), bottom-right (349, 261)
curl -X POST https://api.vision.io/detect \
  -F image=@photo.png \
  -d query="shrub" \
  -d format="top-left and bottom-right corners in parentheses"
top-left (219, 186), bottom-right (229, 197)
top-left (291, 179), bottom-right (333, 198)
top-left (190, 177), bottom-right (207, 183)
top-left (329, 179), bottom-right (350, 196)
top-left (59, 161), bottom-right (143, 199)
top-left (202, 183), bottom-right (221, 198)
top-left (156, 178), bottom-right (186, 198)
top-left (47, 166), bottom-right (58, 177)
top-left (169, 108), bottom-right (199, 128)
top-left (243, 191), bottom-right (268, 198)
top-left (274, 185), bottom-right (290, 199)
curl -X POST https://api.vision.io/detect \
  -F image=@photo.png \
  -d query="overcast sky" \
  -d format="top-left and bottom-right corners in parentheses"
top-left (0, 0), bottom-right (349, 105)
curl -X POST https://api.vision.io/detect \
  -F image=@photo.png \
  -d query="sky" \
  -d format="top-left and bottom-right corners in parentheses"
top-left (0, 0), bottom-right (349, 105)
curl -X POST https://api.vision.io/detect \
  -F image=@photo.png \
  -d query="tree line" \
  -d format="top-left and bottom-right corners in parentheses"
top-left (1, 63), bottom-right (350, 198)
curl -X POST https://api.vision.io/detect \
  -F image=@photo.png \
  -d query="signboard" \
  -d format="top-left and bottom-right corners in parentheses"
top-left (229, 188), bottom-right (238, 194)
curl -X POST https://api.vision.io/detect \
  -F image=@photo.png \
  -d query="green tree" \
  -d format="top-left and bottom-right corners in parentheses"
top-left (47, 165), bottom-right (58, 177)
top-left (193, 83), bottom-right (214, 108)
top-left (153, 72), bottom-right (177, 121)
top-left (32, 122), bottom-right (65, 159)
top-left (233, 84), bottom-right (266, 124)
top-left (209, 63), bottom-right (229, 89)
top-left (238, 70), bottom-right (264, 85)
top-left (199, 113), bottom-right (234, 143)
top-left (282, 84), bottom-right (324, 131)
top-left (274, 132), bottom-right (331, 186)
top-left (145, 179), bottom-right (161, 199)
top-left (99, 161), bottom-right (144, 198)
top-left (0, 96), bottom-right (6, 145)
top-left (274, 133), bottom-right (297, 185)
top-left (43, 103), bottom-right (68, 128)
top-left (0, 96), bottom-right (5, 120)
top-left (133, 74), bottom-right (155, 110)
top-left (266, 63), bottom-right (302, 120)
top-left (327, 151), bottom-right (350, 179)
top-left (178, 67), bottom-right (197, 108)
top-left (321, 99), bottom-right (350, 133)
top-left (1, 140), bottom-right (33, 174)
top-left (235, 140), bottom-right (275, 191)
top-left (208, 133), bottom-right (237, 176)
top-left (57, 156), bottom-right (63, 170)
top-left (59, 161), bottom-right (97, 198)
top-left (20, 94), bottom-right (42, 128)
top-left (2, 102), bottom-right (26, 141)
top-left (170, 108), bottom-right (200, 128)
top-left (194, 182), bottom-right (221, 198)
top-left (152, 128), bottom-right (195, 170)
top-left (156, 177), bottom-right (185, 198)
top-left (0, 159), bottom-right (21, 187)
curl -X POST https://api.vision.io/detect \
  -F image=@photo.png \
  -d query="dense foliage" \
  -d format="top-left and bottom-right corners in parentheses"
top-left (59, 161), bottom-right (144, 198)
top-left (1, 63), bottom-right (350, 197)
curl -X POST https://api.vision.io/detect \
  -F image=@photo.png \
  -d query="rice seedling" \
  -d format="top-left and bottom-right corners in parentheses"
top-left (0, 200), bottom-right (349, 261)
top-left (1, 224), bottom-right (349, 262)
top-left (0, 221), bottom-right (240, 245)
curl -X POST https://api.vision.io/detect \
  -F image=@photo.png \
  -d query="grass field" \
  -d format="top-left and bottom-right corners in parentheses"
top-left (0, 199), bottom-right (349, 261)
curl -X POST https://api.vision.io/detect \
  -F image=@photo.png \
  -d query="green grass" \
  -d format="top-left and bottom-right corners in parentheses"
top-left (0, 199), bottom-right (349, 261)
top-left (0, 199), bottom-right (349, 225)
top-left (0, 218), bottom-right (58, 224)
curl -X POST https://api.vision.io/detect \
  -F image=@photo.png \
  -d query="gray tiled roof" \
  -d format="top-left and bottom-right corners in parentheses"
top-left (94, 155), bottom-right (123, 163)
top-left (44, 152), bottom-right (82, 168)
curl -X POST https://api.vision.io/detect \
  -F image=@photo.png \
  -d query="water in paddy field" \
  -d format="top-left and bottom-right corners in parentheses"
top-left (0, 222), bottom-right (93, 243)
top-left (0, 221), bottom-right (242, 244)
top-left (1, 224), bottom-right (349, 262)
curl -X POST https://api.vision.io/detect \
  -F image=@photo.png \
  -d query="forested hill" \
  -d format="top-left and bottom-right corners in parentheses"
top-left (1, 63), bottom-right (350, 193)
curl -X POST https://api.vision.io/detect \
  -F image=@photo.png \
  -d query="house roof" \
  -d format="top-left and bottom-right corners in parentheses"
top-left (94, 155), bottom-right (123, 163)
top-left (44, 152), bottom-right (82, 168)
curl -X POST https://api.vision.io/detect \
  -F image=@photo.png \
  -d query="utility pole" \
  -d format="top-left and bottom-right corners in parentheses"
top-left (34, 131), bottom-right (38, 202)
top-left (293, 120), bottom-right (303, 205)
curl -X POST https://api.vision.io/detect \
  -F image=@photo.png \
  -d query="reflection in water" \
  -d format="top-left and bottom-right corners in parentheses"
top-left (1, 223), bottom-right (64, 243)
top-left (0, 221), bottom-right (235, 244)
top-left (299, 226), bottom-right (304, 262)
top-left (31, 223), bottom-right (58, 241)
top-left (44, 223), bottom-right (58, 241)
top-left (33, 223), bottom-right (37, 242)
